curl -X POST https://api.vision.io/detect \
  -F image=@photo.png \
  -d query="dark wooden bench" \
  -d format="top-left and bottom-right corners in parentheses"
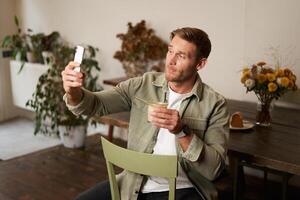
top-left (94, 112), bottom-right (129, 142)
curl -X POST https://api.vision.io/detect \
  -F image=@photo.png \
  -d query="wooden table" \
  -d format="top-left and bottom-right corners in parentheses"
top-left (226, 100), bottom-right (300, 200)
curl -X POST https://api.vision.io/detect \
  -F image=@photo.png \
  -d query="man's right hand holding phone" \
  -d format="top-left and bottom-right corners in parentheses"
top-left (61, 61), bottom-right (84, 106)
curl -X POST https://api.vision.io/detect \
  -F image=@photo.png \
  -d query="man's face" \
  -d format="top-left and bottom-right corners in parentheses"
top-left (165, 35), bottom-right (200, 83)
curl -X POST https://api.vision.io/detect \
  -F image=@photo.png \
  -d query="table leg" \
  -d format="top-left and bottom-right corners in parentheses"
top-left (282, 173), bottom-right (290, 200)
top-left (264, 170), bottom-right (268, 199)
top-left (108, 125), bottom-right (114, 142)
top-left (232, 156), bottom-right (240, 200)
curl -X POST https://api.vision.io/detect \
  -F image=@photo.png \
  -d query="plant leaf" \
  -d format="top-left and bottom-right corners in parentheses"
top-left (14, 15), bottom-right (19, 26)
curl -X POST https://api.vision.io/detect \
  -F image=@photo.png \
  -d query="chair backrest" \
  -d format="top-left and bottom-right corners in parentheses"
top-left (101, 137), bottom-right (178, 200)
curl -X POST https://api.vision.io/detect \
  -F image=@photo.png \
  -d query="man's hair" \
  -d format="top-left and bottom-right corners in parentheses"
top-left (170, 27), bottom-right (211, 60)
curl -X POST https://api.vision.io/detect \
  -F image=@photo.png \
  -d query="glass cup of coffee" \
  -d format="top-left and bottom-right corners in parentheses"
top-left (148, 102), bottom-right (168, 122)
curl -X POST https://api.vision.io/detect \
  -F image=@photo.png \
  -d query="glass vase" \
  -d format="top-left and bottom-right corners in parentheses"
top-left (256, 101), bottom-right (273, 126)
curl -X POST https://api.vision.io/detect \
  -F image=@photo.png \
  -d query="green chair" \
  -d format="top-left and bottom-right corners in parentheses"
top-left (101, 137), bottom-right (177, 200)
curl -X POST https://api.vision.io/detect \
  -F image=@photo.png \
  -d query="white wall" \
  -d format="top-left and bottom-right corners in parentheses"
top-left (0, 0), bottom-right (18, 121)
top-left (10, 0), bottom-right (300, 106)
top-left (244, 0), bottom-right (300, 106)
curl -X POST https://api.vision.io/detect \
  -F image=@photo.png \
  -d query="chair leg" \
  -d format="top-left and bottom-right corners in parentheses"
top-left (168, 179), bottom-right (176, 200)
top-left (263, 170), bottom-right (268, 199)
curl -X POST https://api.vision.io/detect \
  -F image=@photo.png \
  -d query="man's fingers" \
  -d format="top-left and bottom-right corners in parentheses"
top-left (151, 107), bottom-right (178, 115)
top-left (150, 109), bottom-right (179, 122)
top-left (150, 112), bottom-right (170, 119)
top-left (152, 122), bottom-right (173, 130)
top-left (62, 74), bottom-right (82, 86)
top-left (64, 62), bottom-right (84, 78)
top-left (65, 81), bottom-right (82, 87)
top-left (64, 67), bottom-right (83, 77)
top-left (150, 117), bottom-right (174, 126)
top-left (64, 75), bottom-right (83, 83)
top-left (64, 76), bottom-right (83, 86)
top-left (66, 61), bottom-right (80, 70)
top-left (62, 65), bottom-right (84, 84)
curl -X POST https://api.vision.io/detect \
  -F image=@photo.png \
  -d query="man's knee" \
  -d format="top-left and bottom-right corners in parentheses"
top-left (73, 181), bottom-right (111, 200)
top-left (74, 192), bottom-right (85, 200)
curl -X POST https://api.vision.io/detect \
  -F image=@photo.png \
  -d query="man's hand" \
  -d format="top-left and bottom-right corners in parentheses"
top-left (149, 107), bottom-right (193, 151)
top-left (149, 107), bottom-right (183, 133)
top-left (61, 61), bottom-right (84, 106)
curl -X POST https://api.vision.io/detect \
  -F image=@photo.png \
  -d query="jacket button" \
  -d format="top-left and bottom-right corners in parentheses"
top-left (135, 190), bottom-right (139, 194)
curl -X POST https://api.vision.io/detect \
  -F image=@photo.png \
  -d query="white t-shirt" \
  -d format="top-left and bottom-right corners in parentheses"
top-left (141, 87), bottom-right (194, 193)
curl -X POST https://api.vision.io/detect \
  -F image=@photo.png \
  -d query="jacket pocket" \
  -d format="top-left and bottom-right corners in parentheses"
top-left (181, 117), bottom-right (207, 140)
top-left (133, 96), bottom-right (149, 112)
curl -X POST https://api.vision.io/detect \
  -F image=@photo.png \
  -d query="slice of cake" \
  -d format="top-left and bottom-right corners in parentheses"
top-left (230, 112), bottom-right (244, 128)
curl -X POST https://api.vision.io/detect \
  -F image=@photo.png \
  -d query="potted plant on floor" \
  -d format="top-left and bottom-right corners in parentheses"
top-left (26, 39), bottom-right (102, 148)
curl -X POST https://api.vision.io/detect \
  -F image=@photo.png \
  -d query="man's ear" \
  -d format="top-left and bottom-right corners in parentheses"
top-left (196, 58), bottom-right (207, 71)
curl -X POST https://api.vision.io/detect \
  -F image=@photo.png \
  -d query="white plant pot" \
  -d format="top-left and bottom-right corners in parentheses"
top-left (15, 51), bottom-right (22, 61)
top-left (59, 125), bottom-right (86, 148)
top-left (26, 52), bottom-right (37, 63)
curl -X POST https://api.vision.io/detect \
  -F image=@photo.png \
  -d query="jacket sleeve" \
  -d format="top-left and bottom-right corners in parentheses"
top-left (64, 77), bottom-right (143, 117)
top-left (178, 98), bottom-right (229, 180)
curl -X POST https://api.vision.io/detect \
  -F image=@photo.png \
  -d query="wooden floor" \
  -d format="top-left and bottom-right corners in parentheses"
top-left (0, 133), bottom-right (300, 200)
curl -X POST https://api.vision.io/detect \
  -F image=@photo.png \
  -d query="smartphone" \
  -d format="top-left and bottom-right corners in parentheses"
top-left (73, 45), bottom-right (84, 72)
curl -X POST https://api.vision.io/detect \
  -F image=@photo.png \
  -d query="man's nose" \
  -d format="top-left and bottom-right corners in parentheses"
top-left (169, 54), bottom-right (177, 65)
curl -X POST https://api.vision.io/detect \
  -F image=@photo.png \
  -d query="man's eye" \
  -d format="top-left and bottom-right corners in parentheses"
top-left (168, 49), bottom-right (173, 54)
top-left (179, 54), bottom-right (186, 59)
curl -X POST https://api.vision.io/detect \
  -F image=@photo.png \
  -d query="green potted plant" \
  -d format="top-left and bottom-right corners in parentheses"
top-left (3, 18), bottom-right (62, 110)
top-left (114, 20), bottom-right (168, 78)
top-left (26, 40), bottom-right (102, 148)
top-left (26, 30), bottom-right (60, 64)
top-left (2, 16), bottom-right (62, 68)
top-left (1, 16), bottom-right (30, 72)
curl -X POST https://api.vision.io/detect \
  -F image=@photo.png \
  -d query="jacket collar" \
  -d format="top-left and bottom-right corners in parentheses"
top-left (152, 73), bottom-right (203, 102)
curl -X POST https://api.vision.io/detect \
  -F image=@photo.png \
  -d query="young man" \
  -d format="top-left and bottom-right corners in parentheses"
top-left (62, 27), bottom-right (229, 200)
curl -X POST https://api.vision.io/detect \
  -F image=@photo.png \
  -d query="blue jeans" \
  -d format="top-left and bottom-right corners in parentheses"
top-left (74, 180), bottom-right (203, 200)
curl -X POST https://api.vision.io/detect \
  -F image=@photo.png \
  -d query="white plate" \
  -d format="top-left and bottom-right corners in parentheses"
top-left (230, 120), bottom-right (255, 130)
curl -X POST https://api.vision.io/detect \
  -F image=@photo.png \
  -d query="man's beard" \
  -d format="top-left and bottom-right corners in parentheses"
top-left (165, 65), bottom-right (194, 83)
top-left (165, 66), bottom-right (182, 82)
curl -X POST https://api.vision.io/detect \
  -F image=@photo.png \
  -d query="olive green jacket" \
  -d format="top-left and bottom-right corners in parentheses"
top-left (65, 72), bottom-right (229, 200)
